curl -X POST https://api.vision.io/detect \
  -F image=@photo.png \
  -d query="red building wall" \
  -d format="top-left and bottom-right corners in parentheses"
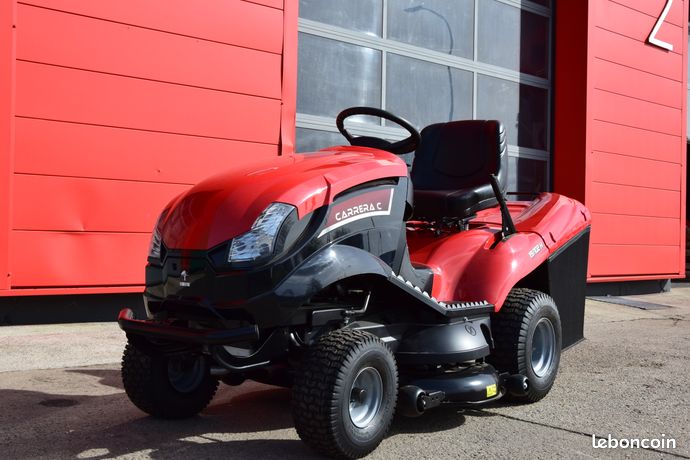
top-left (0, 0), bottom-right (297, 295)
top-left (1, 0), bottom-right (688, 295)
top-left (554, 0), bottom-right (688, 281)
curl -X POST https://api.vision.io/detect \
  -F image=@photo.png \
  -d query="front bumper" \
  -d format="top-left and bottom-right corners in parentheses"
top-left (117, 308), bottom-right (259, 345)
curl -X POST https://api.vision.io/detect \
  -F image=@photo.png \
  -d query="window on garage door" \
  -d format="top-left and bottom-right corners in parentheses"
top-left (296, 0), bottom-right (552, 194)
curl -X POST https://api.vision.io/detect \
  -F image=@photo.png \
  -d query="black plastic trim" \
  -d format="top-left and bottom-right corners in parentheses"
top-left (117, 308), bottom-right (259, 345)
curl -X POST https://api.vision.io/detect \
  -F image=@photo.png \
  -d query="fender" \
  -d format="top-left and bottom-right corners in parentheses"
top-left (274, 244), bottom-right (390, 300)
top-left (410, 228), bottom-right (549, 309)
top-left (409, 193), bottom-right (591, 311)
top-left (455, 232), bottom-right (551, 310)
top-left (275, 243), bottom-right (480, 319)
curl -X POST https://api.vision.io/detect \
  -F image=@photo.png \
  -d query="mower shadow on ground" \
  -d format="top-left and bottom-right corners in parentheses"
top-left (389, 404), bottom-right (509, 436)
top-left (1, 367), bottom-right (528, 459)
top-left (391, 406), bottom-right (467, 434)
top-left (1, 368), bottom-right (317, 459)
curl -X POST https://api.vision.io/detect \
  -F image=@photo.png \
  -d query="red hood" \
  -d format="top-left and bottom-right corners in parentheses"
top-left (160, 147), bottom-right (408, 250)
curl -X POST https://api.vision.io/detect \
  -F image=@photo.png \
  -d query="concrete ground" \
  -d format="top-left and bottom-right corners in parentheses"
top-left (1, 286), bottom-right (689, 459)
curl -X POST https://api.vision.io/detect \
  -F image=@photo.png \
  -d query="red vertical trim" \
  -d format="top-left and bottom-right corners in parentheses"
top-left (0, 1), bottom-right (15, 290)
top-left (680, 0), bottom-right (688, 277)
top-left (280, 0), bottom-right (298, 156)
top-left (553, 1), bottom-right (590, 203)
top-left (553, 1), bottom-right (591, 276)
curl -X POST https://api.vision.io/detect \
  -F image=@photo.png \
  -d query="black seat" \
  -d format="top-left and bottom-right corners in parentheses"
top-left (410, 120), bottom-right (507, 220)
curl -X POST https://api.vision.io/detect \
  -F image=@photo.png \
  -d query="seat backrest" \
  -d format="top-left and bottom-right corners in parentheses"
top-left (410, 120), bottom-right (507, 192)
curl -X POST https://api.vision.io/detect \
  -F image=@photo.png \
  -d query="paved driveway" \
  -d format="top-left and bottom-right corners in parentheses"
top-left (1, 289), bottom-right (689, 459)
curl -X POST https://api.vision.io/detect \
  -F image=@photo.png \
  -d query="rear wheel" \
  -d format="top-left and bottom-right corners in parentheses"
top-left (121, 340), bottom-right (219, 418)
top-left (490, 288), bottom-right (562, 402)
top-left (292, 329), bottom-right (398, 459)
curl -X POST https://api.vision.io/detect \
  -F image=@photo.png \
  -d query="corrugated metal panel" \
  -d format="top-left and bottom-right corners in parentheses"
top-left (12, 175), bottom-right (190, 232)
top-left (0, 1), bottom-right (15, 290)
top-left (15, 61), bottom-right (281, 142)
top-left (590, 120), bottom-right (681, 163)
top-left (9, 231), bottom-right (149, 287)
top-left (14, 118), bottom-right (278, 184)
top-left (610, 0), bottom-right (685, 26)
top-left (3, 0), bottom-right (291, 291)
top-left (17, 4), bottom-right (283, 99)
top-left (588, 0), bottom-right (686, 279)
top-left (590, 214), bottom-right (680, 246)
top-left (19, 0), bottom-right (284, 54)
top-left (590, 88), bottom-right (681, 135)
top-left (555, 0), bottom-right (687, 281)
top-left (589, 245), bottom-right (680, 277)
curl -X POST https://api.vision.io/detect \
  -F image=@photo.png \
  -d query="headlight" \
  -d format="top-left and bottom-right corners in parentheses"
top-left (149, 226), bottom-right (162, 258)
top-left (148, 212), bottom-right (166, 259)
top-left (229, 203), bottom-right (296, 263)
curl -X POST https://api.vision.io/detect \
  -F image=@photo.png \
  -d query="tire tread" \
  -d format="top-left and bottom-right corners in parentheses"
top-left (490, 288), bottom-right (560, 403)
top-left (292, 329), bottom-right (397, 459)
top-left (121, 342), bottom-right (219, 419)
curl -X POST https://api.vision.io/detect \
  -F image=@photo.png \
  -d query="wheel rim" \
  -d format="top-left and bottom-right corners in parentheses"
top-left (349, 367), bottom-right (383, 429)
top-left (167, 355), bottom-right (206, 393)
top-left (531, 318), bottom-right (556, 378)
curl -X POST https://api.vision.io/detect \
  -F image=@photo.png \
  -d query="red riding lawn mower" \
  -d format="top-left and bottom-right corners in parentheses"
top-left (118, 107), bottom-right (591, 458)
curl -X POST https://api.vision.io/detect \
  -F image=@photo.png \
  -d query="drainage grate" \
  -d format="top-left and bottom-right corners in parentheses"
top-left (587, 296), bottom-right (671, 310)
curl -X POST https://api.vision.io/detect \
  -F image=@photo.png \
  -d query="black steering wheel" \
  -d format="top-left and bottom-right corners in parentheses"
top-left (336, 106), bottom-right (421, 155)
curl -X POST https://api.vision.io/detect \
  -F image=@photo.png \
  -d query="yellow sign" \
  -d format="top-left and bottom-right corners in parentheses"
top-left (486, 383), bottom-right (497, 398)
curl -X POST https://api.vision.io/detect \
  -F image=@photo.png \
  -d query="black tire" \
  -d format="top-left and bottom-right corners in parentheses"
top-left (121, 340), bottom-right (219, 418)
top-left (490, 288), bottom-right (562, 403)
top-left (292, 329), bottom-right (398, 459)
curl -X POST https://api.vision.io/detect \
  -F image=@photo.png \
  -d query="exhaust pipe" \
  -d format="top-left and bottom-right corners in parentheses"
top-left (398, 385), bottom-right (445, 417)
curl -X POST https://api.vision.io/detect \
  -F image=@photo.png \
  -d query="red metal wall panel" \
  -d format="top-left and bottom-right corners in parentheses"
top-left (589, 245), bottom-right (680, 277)
top-left (590, 88), bottom-right (681, 136)
top-left (591, 151), bottom-right (681, 191)
top-left (12, 175), bottom-right (190, 233)
top-left (589, 182), bottom-right (680, 218)
top-left (246, 0), bottom-right (283, 9)
top-left (612, 0), bottom-right (685, 26)
top-left (596, 0), bottom-right (684, 46)
top-left (554, 0), bottom-right (688, 281)
top-left (1, 0), bottom-right (295, 293)
top-left (592, 58), bottom-right (681, 108)
top-left (590, 120), bottom-right (681, 163)
top-left (19, 0), bottom-right (284, 54)
top-left (592, 25), bottom-right (683, 79)
top-left (0, 1), bottom-right (15, 290)
top-left (13, 118), bottom-right (278, 184)
top-left (15, 62), bottom-right (281, 143)
top-left (17, 4), bottom-right (282, 99)
top-left (9, 231), bottom-right (149, 287)
top-left (590, 214), bottom-right (680, 246)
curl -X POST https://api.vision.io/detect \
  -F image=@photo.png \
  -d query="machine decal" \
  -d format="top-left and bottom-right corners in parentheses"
top-left (318, 188), bottom-right (395, 237)
top-left (179, 270), bottom-right (190, 287)
top-left (486, 384), bottom-right (497, 398)
top-left (529, 242), bottom-right (545, 258)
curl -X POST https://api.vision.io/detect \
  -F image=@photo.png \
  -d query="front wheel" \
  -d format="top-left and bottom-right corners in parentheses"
top-left (292, 329), bottom-right (398, 459)
top-left (490, 288), bottom-right (562, 403)
top-left (121, 340), bottom-right (219, 418)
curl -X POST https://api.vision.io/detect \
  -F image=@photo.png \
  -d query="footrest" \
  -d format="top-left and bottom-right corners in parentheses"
top-left (440, 301), bottom-right (495, 318)
top-left (387, 271), bottom-right (494, 318)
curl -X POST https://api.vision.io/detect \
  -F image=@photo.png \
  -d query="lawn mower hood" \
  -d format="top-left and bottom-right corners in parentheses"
top-left (157, 148), bottom-right (409, 251)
